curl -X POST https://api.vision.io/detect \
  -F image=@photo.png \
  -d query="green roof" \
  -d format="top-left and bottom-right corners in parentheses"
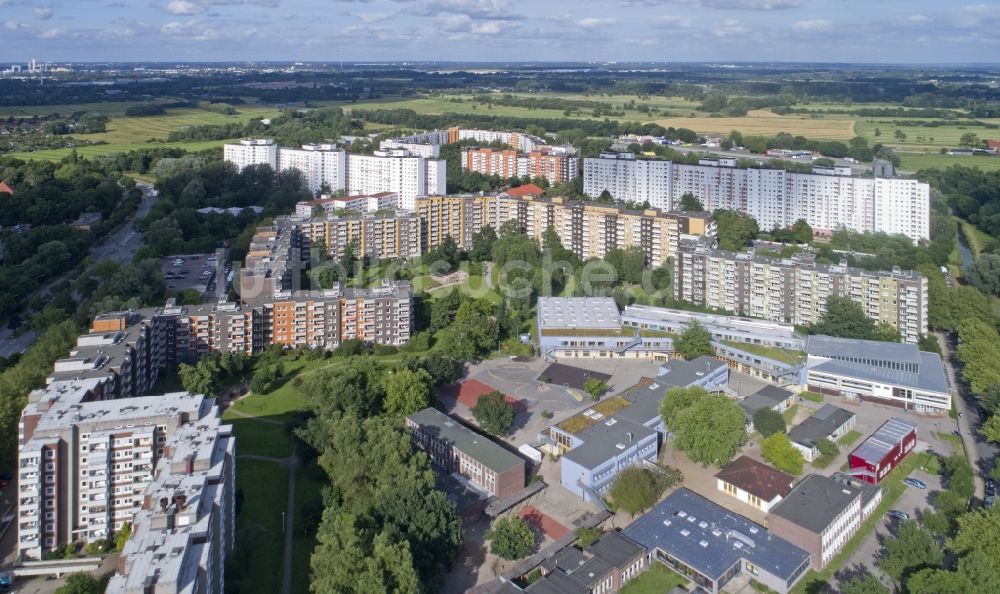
top-left (556, 396), bottom-right (632, 434)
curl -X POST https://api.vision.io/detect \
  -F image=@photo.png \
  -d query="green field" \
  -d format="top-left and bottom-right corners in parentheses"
top-left (234, 459), bottom-right (290, 594)
top-left (0, 100), bottom-right (182, 118)
top-left (619, 563), bottom-right (689, 593)
top-left (957, 217), bottom-right (993, 256)
top-left (6, 105), bottom-right (280, 162)
top-left (852, 118), bottom-right (1000, 172)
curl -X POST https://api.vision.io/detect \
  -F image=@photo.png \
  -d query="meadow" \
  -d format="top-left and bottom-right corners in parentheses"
top-left (6, 104), bottom-right (280, 162)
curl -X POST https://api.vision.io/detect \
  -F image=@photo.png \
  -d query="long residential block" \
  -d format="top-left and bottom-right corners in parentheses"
top-left (674, 239), bottom-right (928, 344)
top-left (405, 407), bottom-right (525, 500)
top-left (584, 153), bottom-right (930, 241)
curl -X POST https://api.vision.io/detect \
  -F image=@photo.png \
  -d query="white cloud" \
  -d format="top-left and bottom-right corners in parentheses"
top-left (4, 20), bottom-right (26, 31)
top-left (577, 17), bottom-right (615, 29)
top-left (711, 18), bottom-right (749, 38)
top-left (791, 18), bottom-right (834, 32)
top-left (166, 0), bottom-right (206, 14)
top-left (38, 26), bottom-right (67, 38)
top-left (630, 0), bottom-right (801, 10)
top-left (908, 14), bottom-right (931, 23)
top-left (33, 5), bottom-right (54, 20)
top-left (356, 12), bottom-right (389, 24)
top-left (653, 15), bottom-right (692, 28)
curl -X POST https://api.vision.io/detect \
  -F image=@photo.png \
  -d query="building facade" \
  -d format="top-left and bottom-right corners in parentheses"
top-left (460, 145), bottom-right (579, 185)
top-left (405, 408), bottom-right (525, 500)
top-left (715, 456), bottom-right (795, 513)
top-left (674, 240), bottom-right (929, 344)
top-left (583, 153), bottom-right (931, 241)
top-left (804, 335), bottom-right (949, 413)
top-left (848, 418), bottom-right (918, 484)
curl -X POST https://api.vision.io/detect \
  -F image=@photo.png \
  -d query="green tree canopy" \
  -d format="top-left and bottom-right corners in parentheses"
top-left (55, 573), bottom-right (107, 594)
top-left (811, 296), bottom-right (898, 342)
top-left (383, 368), bottom-right (434, 417)
top-left (752, 407), bottom-right (786, 437)
top-left (760, 433), bottom-right (804, 474)
top-left (672, 393), bottom-right (748, 466)
top-left (679, 192), bottom-right (704, 211)
top-left (659, 386), bottom-right (708, 432)
top-left (487, 516), bottom-right (535, 560)
top-left (879, 521), bottom-right (943, 584)
top-left (608, 467), bottom-right (663, 516)
top-left (967, 254), bottom-right (1000, 297)
top-left (839, 574), bottom-right (891, 594)
top-left (714, 209), bottom-right (759, 251)
top-left (471, 391), bottom-right (515, 436)
top-left (674, 322), bottom-right (714, 360)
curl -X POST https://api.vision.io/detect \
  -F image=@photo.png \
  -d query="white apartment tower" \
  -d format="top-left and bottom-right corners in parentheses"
top-left (223, 139), bottom-right (277, 171)
top-left (583, 154), bottom-right (931, 241)
top-left (347, 149), bottom-right (445, 210)
top-left (277, 143), bottom-right (347, 194)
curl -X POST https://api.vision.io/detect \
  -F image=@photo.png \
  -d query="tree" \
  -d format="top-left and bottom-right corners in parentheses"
top-left (679, 192), bottom-right (704, 211)
top-left (982, 414), bottom-right (1000, 445)
top-left (753, 408), bottom-right (786, 437)
top-left (949, 504), bottom-right (1000, 570)
top-left (879, 521), bottom-right (942, 584)
top-left (672, 393), bottom-right (748, 466)
top-left (840, 573), bottom-right (891, 594)
top-left (966, 254), bottom-right (1000, 297)
top-left (760, 433), bottom-right (804, 474)
top-left (471, 391), bottom-right (515, 436)
top-left (470, 224), bottom-right (498, 262)
top-left (583, 378), bottom-right (608, 401)
top-left (383, 368), bottom-right (434, 417)
top-left (114, 521), bottom-right (131, 552)
top-left (905, 568), bottom-right (973, 594)
top-left (55, 573), bottom-right (106, 594)
top-left (673, 322), bottom-right (714, 360)
top-left (375, 485), bottom-right (462, 588)
top-left (486, 516), bottom-right (535, 560)
top-left (659, 386), bottom-right (706, 431)
top-left (608, 467), bottom-right (659, 516)
top-left (790, 219), bottom-right (813, 243)
top-left (957, 550), bottom-right (1000, 591)
top-left (960, 132), bottom-right (980, 147)
top-left (816, 438), bottom-right (838, 459)
top-left (575, 526), bottom-right (600, 548)
top-left (339, 238), bottom-right (358, 279)
top-left (811, 296), bottom-right (894, 341)
top-left (714, 209), bottom-right (759, 251)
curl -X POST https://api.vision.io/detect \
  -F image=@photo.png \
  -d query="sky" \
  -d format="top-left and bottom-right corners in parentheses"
top-left (0, 0), bottom-right (998, 64)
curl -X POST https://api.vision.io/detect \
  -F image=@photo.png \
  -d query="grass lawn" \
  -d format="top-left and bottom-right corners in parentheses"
top-left (224, 415), bottom-right (294, 458)
top-left (799, 391), bottom-right (823, 404)
top-left (956, 217), bottom-right (992, 257)
top-left (721, 340), bottom-right (804, 365)
top-left (812, 453), bottom-right (837, 469)
top-left (934, 431), bottom-right (967, 457)
top-left (790, 451), bottom-right (934, 594)
top-left (620, 563), bottom-right (689, 593)
top-left (233, 459), bottom-right (290, 594)
top-left (7, 105), bottom-right (280, 162)
top-left (291, 470), bottom-right (325, 594)
top-left (837, 430), bottom-right (863, 447)
top-left (782, 404), bottom-right (800, 425)
top-left (897, 152), bottom-right (1000, 173)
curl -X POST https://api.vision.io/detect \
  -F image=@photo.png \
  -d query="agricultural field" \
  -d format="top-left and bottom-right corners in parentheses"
top-left (651, 110), bottom-right (855, 139)
top-left (5, 104), bottom-right (280, 162)
top-left (0, 100), bottom-right (181, 118)
top-left (853, 118), bottom-right (1000, 172)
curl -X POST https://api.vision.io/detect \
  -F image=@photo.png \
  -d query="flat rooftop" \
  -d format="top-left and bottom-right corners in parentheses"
top-left (537, 297), bottom-right (621, 330)
top-left (407, 407), bottom-right (524, 475)
top-left (623, 488), bottom-right (810, 583)
top-left (769, 474), bottom-right (861, 535)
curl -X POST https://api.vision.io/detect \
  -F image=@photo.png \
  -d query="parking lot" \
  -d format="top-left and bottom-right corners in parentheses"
top-left (161, 252), bottom-right (225, 299)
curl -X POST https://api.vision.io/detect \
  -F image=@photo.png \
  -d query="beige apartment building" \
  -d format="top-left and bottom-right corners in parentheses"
top-left (674, 239), bottom-right (928, 344)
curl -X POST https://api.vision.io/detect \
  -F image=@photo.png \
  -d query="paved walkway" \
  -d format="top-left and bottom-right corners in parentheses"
top-left (937, 332), bottom-right (992, 498)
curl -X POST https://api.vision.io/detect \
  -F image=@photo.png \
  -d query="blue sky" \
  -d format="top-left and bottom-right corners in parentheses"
top-left (0, 0), bottom-right (997, 63)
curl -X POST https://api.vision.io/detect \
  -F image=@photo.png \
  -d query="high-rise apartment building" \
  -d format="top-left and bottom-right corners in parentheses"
top-left (17, 384), bottom-right (232, 567)
top-left (275, 143), bottom-right (347, 194)
top-left (223, 139), bottom-right (277, 171)
top-left (224, 141), bottom-right (445, 209)
top-left (583, 154), bottom-right (931, 241)
top-left (674, 239), bottom-right (928, 343)
top-left (460, 145), bottom-right (579, 185)
top-left (302, 212), bottom-right (422, 262)
top-left (346, 148), bottom-right (446, 211)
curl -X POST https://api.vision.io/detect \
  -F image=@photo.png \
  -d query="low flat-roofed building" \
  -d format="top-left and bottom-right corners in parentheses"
top-left (804, 335), bottom-right (949, 413)
top-left (740, 385), bottom-right (796, 430)
top-left (657, 356), bottom-right (729, 391)
top-left (524, 530), bottom-right (646, 593)
top-left (405, 407), bottom-right (525, 500)
top-left (623, 488), bottom-right (810, 594)
top-left (848, 417), bottom-right (918, 484)
top-left (767, 474), bottom-right (864, 569)
top-left (621, 305), bottom-right (804, 350)
top-left (787, 405), bottom-right (856, 462)
top-left (715, 456), bottom-right (795, 513)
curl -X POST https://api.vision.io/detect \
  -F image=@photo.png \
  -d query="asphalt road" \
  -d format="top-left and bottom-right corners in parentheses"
top-left (0, 182), bottom-right (158, 358)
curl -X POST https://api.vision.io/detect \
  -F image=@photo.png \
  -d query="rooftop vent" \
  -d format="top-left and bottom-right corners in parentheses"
top-left (699, 540), bottom-right (709, 548)
top-left (680, 529), bottom-right (690, 537)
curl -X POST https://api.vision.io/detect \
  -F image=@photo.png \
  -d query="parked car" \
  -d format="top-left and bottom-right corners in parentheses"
top-left (985, 495), bottom-right (997, 508)
top-left (903, 478), bottom-right (927, 490)
top-left (0, 472), bottom-right (11, 487)
top-left (886, 510), bottom-right (909, 521)
top-left (986, 479), bottom-right (996, 497)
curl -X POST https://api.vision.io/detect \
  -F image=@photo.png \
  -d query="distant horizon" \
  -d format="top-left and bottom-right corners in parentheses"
top-left (1, 0), bottom-right (997, 64)
top-left (6, 60), bottom-right (1000, 68)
